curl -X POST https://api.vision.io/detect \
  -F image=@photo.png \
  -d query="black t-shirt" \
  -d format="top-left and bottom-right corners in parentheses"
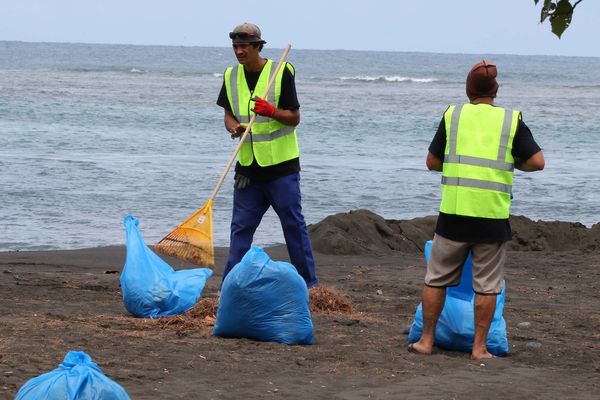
top-left (428, 110), bottom-right (542, 243)
top-left (217, 61), bottom-right (300, 181)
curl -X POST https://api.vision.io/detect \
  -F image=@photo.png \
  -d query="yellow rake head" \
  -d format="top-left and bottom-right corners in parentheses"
top-left (154, 199), bottom-right (215, 267)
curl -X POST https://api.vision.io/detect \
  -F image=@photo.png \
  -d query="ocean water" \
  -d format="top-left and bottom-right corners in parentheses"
top-left (1, 41), bottom-right (599, 251)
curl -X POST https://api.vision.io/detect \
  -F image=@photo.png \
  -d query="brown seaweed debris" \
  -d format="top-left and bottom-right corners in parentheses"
top-left (309, 285), bottom-right (353, 314)
top-left (154, 297), bottom-right (219, 335)
top-left (187, 297), bottom-right (219, 320)
top-left (154, 286), bottom-right (355, 335)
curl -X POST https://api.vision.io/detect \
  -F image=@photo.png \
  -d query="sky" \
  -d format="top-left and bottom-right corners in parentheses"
top-left (0, 0), bottom-right (598, 57)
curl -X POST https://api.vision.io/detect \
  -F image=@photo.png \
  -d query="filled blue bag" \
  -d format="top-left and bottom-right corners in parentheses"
top-left (213, 246), bottom-right (314, 345)
top-left (15, 351), bottom-right (130, 400)
top-left (408, 241), bottom-right (509, 356)
top-left (121, 215), bottom-right (213, 318)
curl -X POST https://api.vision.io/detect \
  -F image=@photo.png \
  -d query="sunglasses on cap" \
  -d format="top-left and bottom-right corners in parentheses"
top-left (229, 32), bottom-right (258, 40)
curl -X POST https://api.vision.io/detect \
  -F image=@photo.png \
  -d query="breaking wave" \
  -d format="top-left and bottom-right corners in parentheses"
top-left (339, 75), bottom-right (437, 83)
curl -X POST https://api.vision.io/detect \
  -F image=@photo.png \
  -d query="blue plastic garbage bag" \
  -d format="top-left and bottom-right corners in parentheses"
top-left (15, 351), bottom-right (130, 400)
top-left (121, 215), bottom-right (213, 318)
top-left (213, 246), bottom-right (314, 345)
top-left (408, 241), bottom-right (509, 356)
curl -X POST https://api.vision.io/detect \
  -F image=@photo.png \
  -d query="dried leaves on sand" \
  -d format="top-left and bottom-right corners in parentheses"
top-left (154, 285), bottom-right (355, 335)
top-left (154, 297), bottom-right (219, 335)
top-left (309, 285), bottom-right (353, 314)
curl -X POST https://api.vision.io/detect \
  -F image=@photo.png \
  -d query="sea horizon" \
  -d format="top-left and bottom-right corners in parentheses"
top-left (3, 39), bottom-right (600, 60)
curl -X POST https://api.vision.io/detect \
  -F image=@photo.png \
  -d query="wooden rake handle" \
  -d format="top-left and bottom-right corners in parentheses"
top-left (209, 44), bottom-right (292, 201)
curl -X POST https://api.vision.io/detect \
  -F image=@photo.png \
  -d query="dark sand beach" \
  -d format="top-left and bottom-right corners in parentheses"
top-left (1, 210), bottom-right (599, 399)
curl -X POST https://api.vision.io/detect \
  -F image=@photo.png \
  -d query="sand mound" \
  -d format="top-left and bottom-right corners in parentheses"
top-left (309, 285), bottom-right (353, 314)
top-left (308, 209), bottom-right (436, 256)
top-left (509, 216), bottom-right (600, 252)
top-left (308, 209), bottom-right (600, 255)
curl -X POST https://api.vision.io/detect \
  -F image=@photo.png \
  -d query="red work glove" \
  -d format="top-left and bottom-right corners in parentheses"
top-left (252, 97), bottom-right (277, 118)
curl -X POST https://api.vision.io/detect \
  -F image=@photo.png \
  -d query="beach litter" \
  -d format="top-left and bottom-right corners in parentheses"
top-left (14, 351), bottom-right (130, 400)
top-left (213, 246), bottom-right (314, 345)
top-left (121, 215), bottom-right (213, 318)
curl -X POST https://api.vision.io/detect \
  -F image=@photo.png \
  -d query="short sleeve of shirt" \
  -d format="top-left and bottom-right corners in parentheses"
top-left (511, 119), bottom-right (541, 162)
top-left (278, 63), bottom-right (300, 110)
top-left (216, 74), bottom-right (230, 110)
top-left (216, 62), bottom-right (299, 111)
top-left (428, 118), bottom-right (447, 159)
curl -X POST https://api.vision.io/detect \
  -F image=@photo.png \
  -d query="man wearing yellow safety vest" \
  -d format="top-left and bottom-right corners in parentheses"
top-left (409, 60), bottom-right (545, 360)
top-left (216, 23), bottom-right (318, 288)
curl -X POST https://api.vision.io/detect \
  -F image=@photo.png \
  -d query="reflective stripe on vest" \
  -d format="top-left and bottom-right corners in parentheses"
top-left (229, 64), bottom-right (277, 122)
top-left (250, 125), bottom-right (296, 142)
top-left (225, 61), bottom-right (299, 166)
top-left (441, 176), bottom-right (512, 194)
top-left (440, 104), bottom-right (519, 219)
top-left (444, 104), bottom-right (515, 173)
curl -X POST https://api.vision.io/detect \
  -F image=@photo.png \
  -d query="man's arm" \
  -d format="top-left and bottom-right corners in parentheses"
top-left (515, 150), bottom-right (545, 171)
top-left (426, 117), bottom-right (446, 171)
top-left (271, 108), bottom-right (300, 126)
top-left (512, 120), bottom-right (545, 172)
top-left (224, 109), bottom-right (246, 138)
top-left (217, 78), bottom-right (246, 137)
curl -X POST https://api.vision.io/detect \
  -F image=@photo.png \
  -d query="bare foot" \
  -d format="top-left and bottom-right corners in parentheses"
top-left (408, 342), bottom-right (432, 355)
top-left (470, 350), bottom-right (496, 360)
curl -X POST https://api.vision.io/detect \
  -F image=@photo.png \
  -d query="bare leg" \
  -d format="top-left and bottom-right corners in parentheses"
top-left (410, 285), bottom-right (446, 354)
top-left (472, 293), bottom-right (497, 360)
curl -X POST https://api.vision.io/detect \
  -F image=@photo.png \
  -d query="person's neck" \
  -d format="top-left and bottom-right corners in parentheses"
top-left (244, 57), bottom-right (266, 73)
top-left (470, 97), bottom-right (494, 105)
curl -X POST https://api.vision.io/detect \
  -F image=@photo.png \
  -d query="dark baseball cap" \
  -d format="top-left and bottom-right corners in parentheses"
top-left (229, 22), bottom-right (267, 44)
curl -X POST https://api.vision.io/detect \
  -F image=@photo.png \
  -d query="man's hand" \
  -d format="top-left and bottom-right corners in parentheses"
top-left (229, 124), bottom-right (246, 139)
top-left (252, 97), bottom-right (277, 118)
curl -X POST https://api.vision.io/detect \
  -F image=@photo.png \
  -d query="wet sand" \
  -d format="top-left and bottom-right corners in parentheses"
top-left (1, 211), bottom-right (599, 399)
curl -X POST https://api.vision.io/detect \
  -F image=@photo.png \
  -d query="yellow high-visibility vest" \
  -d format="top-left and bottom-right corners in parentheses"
top-left (224, 60), bottom-right (299, 166)
top-left (440, 103), bottom-right (520, 219)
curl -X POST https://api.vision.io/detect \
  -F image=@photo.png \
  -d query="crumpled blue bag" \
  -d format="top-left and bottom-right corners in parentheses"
top-left (408, 240), bottom-right (509, 356)
top-left (121, 215), bottom-right (213, 318)
top-left (213, 246), bottom-right (314, 345)
top-left (15, 351), bottom-right (130, 400)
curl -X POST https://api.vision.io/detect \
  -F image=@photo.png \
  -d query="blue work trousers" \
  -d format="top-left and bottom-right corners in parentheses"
top-left (223, 172), bottom-right (318, 287)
